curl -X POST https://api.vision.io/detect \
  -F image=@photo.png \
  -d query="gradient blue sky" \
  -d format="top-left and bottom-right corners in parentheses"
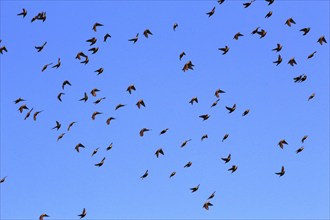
top-left (1, 0), bottom-right (329, 219)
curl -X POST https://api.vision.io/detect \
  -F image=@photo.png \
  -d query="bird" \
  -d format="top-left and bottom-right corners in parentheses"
top-left (140, 128), bottom-right (151, 137)
top-left (221, 154), bottom-right (231, 163)
top-left (251, 27), bottom-right (260, 35)
top-left (75, 143), bottom-right (85, 153)
top-left (91, 147), bottom-right (99, 157)
top-left (95, 157), bottom-right (106, 167)
top-left (33, 110), bottom-right (43, 121)
top-left (218, 45), bottom-right (229, 55)
top-left (242, 109), bottom-right (250, 116)
top-left (14, 97), bottom-right (25, 104)
top-left (86, 37), bottom-right (97, 46)
top-left (79, 92), bottom-right (88, 102)
top-left (228, 165), bottom-right (238, 173)
top-left (90, 88), bottom-right (100, 97)
top-left (52, 58), bottom-right (61, 68)
top-left (257, 29), bottom-right (267, 38)
top-left (57, 133), bottom-right (65, 141)
top-left (93, 22), bottom-right (104, 32)
top-left (181, 139), bottom-right (192, 148)
top-left (88, 47), bottom-right (99, 54)
top-left (243, 0), bottom-right (255, 8)
top-left (78, 208), bottom-right (87, 219)
top-left (35, 42), bottom-right (47, 52)
top-left (17, 8), bottom-right (27, 17)
top-left (300, 27), bottom-right (311, 36)
top-left (288, 57), bottom-right (297, 66)
top-left (211, 99), bottom-right (220, 107)
top-left (301, 135), bottom-right (308, 143)
top-left (18, 104), bottom-right (29, 113)
top-left (39, 214), bottom-right (49, 220)
top-left (75, 51), bottom-right (87, 60)
top-left (265, 11), bottom-right (273, 18)
top-left (317, 36), bottom-right (327, 45)
top-left (225, 104), bottom-right (236, 113)
top-left (0, 176), bottom-right (7, 184)
top-left (106, 117), bottom-right (115, 125)
top-left (265, 0), bottom-right (275, 5)
top-left (104, 33), bottom-right (111, 42)
top-left (179, 51), bottom-right (186, 60)
top-left (169, 171), bottom-right (176, 178)
top-left (278, 139), bottom-right (288, 149)
top-left (218, 0), bottom-right (225, 4)
top-left (173, 23), bottom-right (178, 31)
top-left (143, 29), bottom-right (153, 38)
top-left (80, 56), bottom-right (89, 64)
top-left (67, 121), bottom-right (77, 131)
top-left (189, 97), bottom-right (198, 105)
top-left (41, 63), bottom-right (53, 72)
top-left (94, 97), bottom-right (106, 104)
top-left (91, 111), bottom-right (102, 120)
top-left (184, 161), bottom-right (192, 168)
top-left (215, 89), bottom-right (226, 99)
top-left (126, 84), bottom-right (136, 94)
top-left (273, 54), bottom-right (282, 65)
top-left (208, 191), bottom-right (216, 200)
top-left (160, 128), bottom-right (169, 135)
top-left (136, 99), bottom-right (146, 109)
top-left (57, 92), bottom-right (65, 102)
top-left (106, 143), bottom-right (113, 151)
top-left (115, 104), bottom-right (126, 110)
top-left (182, 60), bottom-right (194, 72)
top-left (307, 51), bottom-right (317, 59)
top-left (52, 121), bottom-right (61, 130)
top-left (155, 148), bottom-right (164, 158)
top-left (233, 32), bottom-right (244, 40)
top-left (296, 147), bottom-right (304, 154)
top-left (128, 33), bottom-right (139, 43)
top-left (272, 43), bottom-right (282, 52)
top-left (308, 93), bottom-right (315, 101)
top-left (24, 108), bottom-right (33, 120)
top-left (222, 133), bottom-right (229, 142)
top-left (190, 184), bottom-right (200, 193)
top-left (285, 17), bottom-right (296, 27)
top-left (201, 134), bottom-right (208, 141)
top-left (140, 170), bottom-right (148, 179)
top-left (203, 201), bottom-right (213, 210)
top-left (275, 166), bottom-right (285, 177)
top-left (206, 6), bottom-right (216, 17)
top-left (199, 114), bottom-right (210, 121)
top-left (293, 74), bottom-right (306, 83)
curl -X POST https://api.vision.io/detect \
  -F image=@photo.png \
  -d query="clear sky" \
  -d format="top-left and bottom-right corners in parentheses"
top-left (0, 0), bottom-right (329, 219)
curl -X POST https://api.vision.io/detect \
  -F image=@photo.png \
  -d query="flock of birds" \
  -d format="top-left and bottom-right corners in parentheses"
top-left (0, 0), bottom-right (328, 218)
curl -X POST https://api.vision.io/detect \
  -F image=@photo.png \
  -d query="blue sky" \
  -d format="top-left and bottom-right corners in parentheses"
top-left (0, 0), bottom-right (329, 219)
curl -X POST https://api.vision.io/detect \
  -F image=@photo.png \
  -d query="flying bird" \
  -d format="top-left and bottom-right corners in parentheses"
top-left (81, 56), bottom-right (89, 64)
top-left (243, 0), bottom-right (255, 8)
top-left (169, 171), bottom-right (176, 178)
top-left (52, 121), bottom-right (61, 130)
top-left (75, 143), bottom-right (85, 153)
top-left (199, 114), bottom-right (210, 121)
top-left (126, 84), bottom-right (136, 94)
top-left (91, 147), bottom-right (99, 157)
top-left (104, 33), bottom-right (111, 42)
top-left (278, 139), bottom-right (288, 149)
top-left (184, 161), bottom-right (192, 168)
top-left (273, 54), bottom-right (282, 65)
top-left (182, 60), bottom-right (194, 72)
top-left (57, 133), bottom-right (65, 141)
top-left (94, 97), bottom-right (106, 104)
top-left (208, 191), bottom-right (216, 200)
top-left (143, 29), bottom-right (153, 38)
top-left (106, 143), bottom-right (113, 151)
top-left (233, 32), bottom-right (244, 40)
top-left (17, 8), bottom-right (27, 17)
top-left (90, 88), bottom-right (100, 97)
top-left (78, 208), bottom-right (87, 219)
top-left (57, 92), bottom-right (65, 102)
top-left (140, 170), bottom-right (149, 179)
top-left (181, 139), bottom-right (192, 148)
top-left (95, 157), bottom-right (106, 167)
top-left (301, 135), bottom-right (308, 143)
top-left (296, 147), bottom-right (304, 154)
top-left (115, 104), bottom-right (126, 110)
top-left (62, 80), bottom-right (71, 90)
top-left (160, 128), bottom-right (169, 135)
top-left (300, 27), bottom-right (311, 36)
top-left (201, 134), bottom-right (208, 141)
top-left (242, 109), bottom-right (250, 116)
top-left (221, 154), bottom-right (231, 163)
top-left (0, 176), bottom-right (7, 184)
top-left (79, 92), bottom-right (88, 102)
top-left (285, 17), bottom-right (296, 27)
top-left (203, 201), bottom-right (213, 210)
top-left (225, 104), bottom-right (236, 113)
top-left (251, 27), bottom-right (260, 35)
top-left (39, 214), bottom-right (49, 220)
top-left (189, 97), bottom-right (198, 105)
top-left (86, 37), bottom-right (97, 46)
top-left (206, 6), bottom-right (216, 17)
top-left (93, 22), bottom-right (104, 32)
top-left (91, 111), bottom-right (102, 120)
top-left (265, 0), bottom-right (275, 5)
top-left (24, 108), bottom-right (33, 120)
top-left (228, 165), bottom-right (238, 173)
top-left (190, 184), bottom-right (200, 193)
top-left (41, 63), bottom-right (53, 72)
top-left (215, 89), bottom-right (225, 98)
top-left (288, 57), bottom-right (297, 66)
top-left (218, 0), bottom-right (225, 4)
top-left (88, 47), bottom-right (99, 54)
top-left (155, 148), bottom-right (164, 158)
top-left (275, 166), bottom-right (285, 177)
top-left (222, 133), bottom-right (229, 142)
top-left (33, 110), bottom-right (43, 121)
top-left (265, 11), bottom-right (273, 18)
top-left (257, 29), bottom-right (267, 38)
top-left (35, 42), bottom-right (47, 52)
top-left (52, 58), bottom-right (61, 68)
top-left (173, 23), bottom-right (178, 31)
top-left (218, 45), bottom-right (229, 55)
top-left (75, 51), bottom-right (87, 60)
top-left (317, 36), bottom-right (327, 45)
top-left (140, 128), bottom-right (151, 137)
top-left (18, 104), bottom-right (28, 113)
top-left (136, 99), bottom-right (146, 109)
top-left (293, 74), bottom-right (307, 83)
top-left (14, 97), bottom-right (25, 104)
top-left (129, 33), bottom-right (139, 43)
top-left (272, 43), bottom-right (282, 52)
top-left (211, 99), bottom-right (220, 107)
top-left (179, 51), bottom-right (186, 60)
top-left (67, 121), bottom-right (77, 131)
top-left (308, 93), bottom-right (315, 101)
top-left (106, 117), bottom-right (115, 125)
top-left (307, 51), bottom-right (317, 59)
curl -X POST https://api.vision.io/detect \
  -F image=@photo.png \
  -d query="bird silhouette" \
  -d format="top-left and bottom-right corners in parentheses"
top-left (265, 11), bottom-right (273, 18)
top-left (141, 170), bottom-right (148, 179)
top-left (181, 139), bottom-right (192, 148)
top-left (206, 6), bottom-right (216, 17)
top-left (184, 161), bottom-right (192, 168)
top-left (203, 201), bottom-right (213, 210)
top-left (228, 165), bottom-right (238, 173)
top-left (275, 166), bottom-right (285, 177)
top-left (251, 27), bottom-right (260, 35)
top-left (140, 128), bottom-right (151, 137)
top-left (173, 23), bottom-right (178, 31)
top-left (225, 104), bottom-right (236, 113)
top-left (39, 214), bottom-right (49, 220)
top-left (218, 45), bottom-right (229, 55)
top-left (296, 147), bottom-right (304, 154)
top-left (95, 157), bottom-right (106, 167)
top-left (233, 32), bottom-right (244, 40)
top-left (189, 97), bottom-right (198, 105)
top-left (79, 92), bottom-right (88, 102)
top-left (208, 191), bottom-right (216, 200)
top-left (104, 33), bottom-right (111, 42)
top-left (190, 184), bottom-right (200, 193)
top-left (57, 133), bottom-right (65, 141)
top-left (14, 97), bottom-right (25, 104)
top-left (136, 99), bottom-right (146, 109)
top-left (307, 51), bottom-right (317, 59)
top-left (222, 133), bottom-right (229, 142)
top-left (93, 22), bottom-right (104, 32)
top-left (89, 47), bottom-right (99, 54)
top-left (18, 104), bottom-right (29, 113)
top-left (265, 0), bottom-right (275, 5)
top-left (243, 0), bottom-right (255, 8)
top-left (201, 134), bottom-right (208, 141)
top-left (75, 143), bottom-right (85, 153)
top-left (126, 84), bottom-right (136, 94)
top-left (129, 33), bottom-right (139, 43)
top-left (86, 37), bottom-right (97, 46)
top-left (308, 93), bottom-right (315, 101)
top-left (41, 63), bottom-right (53, 72)
top-left (242, 109), bottom-right (250, 116)
top-left (257, 29), bottom-right (267, 38)
top-left (0, 176), bottom-right (7, 184)
top-left (67, 121), bottom-right (77, 131)
top-left (91, 147), bottom-right (99, 157)
top-left (115, 104), bottom-right (126, 110)
top-left (278, 139), bottom-right (288, 149)
top-left (33, 110), bottom-right (43, 121)
top-left (317, 36), bottom-right (327, 45)
top-left (35, 42), bottom-right (47, 52)
top-left (288, 57), bottom-right (297, 66)
top-left (169, 171), bottom-right (176, 178)
top-left (273, 54), bottom-right (282, 65)
top-left (285, 17), bottom-right (296, 27)
top-left (143, 29), bottom-right (153, 38)
top-left (91, 88), bottom-right (100, 97)
top-left (272, 43), bottom-right (282, 52)
top-left (94, 97), bottom-right (106, 104)
top-left (160, 128), bottom-right (169, 135)
top-left (106, 117), bottom-right (115, 125)
top-left (300, 27), bottom-right (311, 36)
top-left (211, 99), bottom-right (220, 107)
top-left (78, 208), bottom-right (87, 219)
top-left (218, 0), bottom-right (225, 4)
top-left (75, 52), bottom-right (87, 60)
top-left (17, 8), bottom-right (27, 17)
top-left (179, 51), bottom-right (186, 60)
top-left (57, 92), bottom-right (65, 102)
top-left (301, 135), bottom-right (308, 143)
top-left (106, 143), bottom-right (113, 151)
top-left (24, 108), bottom-right (33, 120)
top-left (293, 74), bottom-right (307, 83)
top-left (199, 114), bottom-right (210, 121)
top-left (52, 121), bottom-right (61, 130)
top-left (80, 55), bottom-right (89, 64)
top-left (221, 154), bottom-right (231, 163)
top-left (182, 60), bottom-right (194, 72)
top-left (52, 58), bottom-right (61, 68)
top-left (91, 111), bottom-right (102, 120)
top-left (155, 148), bottom-right (164, 158)
top-left (215, 89), bottom-right (225, 98)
